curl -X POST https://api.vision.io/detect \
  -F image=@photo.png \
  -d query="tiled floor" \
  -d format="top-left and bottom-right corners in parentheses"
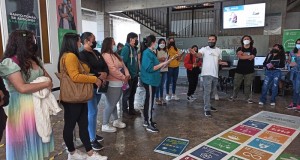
top-left (0, 86), bottom-right (299, 160)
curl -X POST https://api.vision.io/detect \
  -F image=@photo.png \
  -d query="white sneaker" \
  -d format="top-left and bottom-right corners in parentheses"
top-left (171, 94), bottom-right (180, 100)
top-left (259, 102), bottom-right (264, 105)
top-left (68, 150), bottom-right (88, 160)
top-left (214, 94), bottom-right (219, 101)
top-left (270, 103), bottom-right (276, 106)
top-left (101, 124), bottom-right (116, 133)
top-left (113, 119), bottom-right (126, 129)
top-left (190, 95), bottom-right (197, 100)
top-left (86, 152), bottom-right (108, 160)
top-left (165, 95), bottom-right (171, 101)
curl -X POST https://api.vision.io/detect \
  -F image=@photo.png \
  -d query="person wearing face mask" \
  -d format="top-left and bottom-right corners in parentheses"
top-left (154, 38), bottom-right (169, 105)
top-left (190, 35), bottom-right (227, 116)
top-left (79, 32), bottom-right (109, 151)
top-left (228, 35), bottom-right (257, 104)
top-left (102, 37), bottom-right (130, 133)
top-left (120, 32), bottom-right (140, 116)
top-left (58, 0), bottom-right (72, 29)
top-left (258, 44), bottom-right (285, 106)
top-left (140, 35), bottom-right (175, 132)
top-left (184, 45), bottom-right (202, 102)
top-left (286, 38), bottom-right (300, 112)
top-left (166, 38), bottom-right (182, 101)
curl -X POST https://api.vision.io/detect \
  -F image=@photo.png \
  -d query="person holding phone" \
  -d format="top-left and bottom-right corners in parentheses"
top-left (259, 44), bottom-right (285, 106)
top-left (140, 35), bottom-right (175, 132)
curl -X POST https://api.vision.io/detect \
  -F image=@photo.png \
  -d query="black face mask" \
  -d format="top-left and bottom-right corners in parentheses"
top-left (91, 41), bottom-right (97, 49)
top-left (169, 42), bottom-right (175, 46)
top-left (32, 44), bottom-right (38, 53)
top-left (208, 42), bottom-right (216, 48)
top-left (134, 39), bottom-right (139, 46)
top-left (271, 49), bottom-right (279, 54)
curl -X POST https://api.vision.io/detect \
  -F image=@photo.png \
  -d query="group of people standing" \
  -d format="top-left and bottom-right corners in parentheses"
top-left (0, 29), bottom-right (299, 160)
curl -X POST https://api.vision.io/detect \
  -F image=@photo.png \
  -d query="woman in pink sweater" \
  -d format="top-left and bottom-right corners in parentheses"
top-left (101, 37), bottom-right (130, 133)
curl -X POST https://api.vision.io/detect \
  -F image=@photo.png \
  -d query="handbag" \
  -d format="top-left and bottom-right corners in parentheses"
top-left (56, 54), bottom-right (93, 103)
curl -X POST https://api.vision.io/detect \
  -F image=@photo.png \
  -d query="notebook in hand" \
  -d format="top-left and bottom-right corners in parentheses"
top-left (270, 60), bottom-right (280, 66)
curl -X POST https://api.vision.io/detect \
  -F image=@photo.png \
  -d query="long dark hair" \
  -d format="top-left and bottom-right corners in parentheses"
top-left (101, 37), bottom-right (122, 61)
top-left (58, 33), bottom-right (80, 71)
top-left (293, 38), bottom-right (300, 54)
top-left (141, 35), bottom-right (156, 54)
top-left (241, 35), bottom-right (254, 49)
top-left (168, 38), bottom-right (178, 51)
top-left (3, 30), bottom-right (42, 81)
top-left (157, 38), bottom-right (167, 51)
top-left (80, 32), bottom-right (93, 44)
top-left (273, 44), bottom-right (285, 59)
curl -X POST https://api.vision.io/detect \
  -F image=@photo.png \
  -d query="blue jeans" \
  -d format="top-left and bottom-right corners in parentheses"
top-left (202, 76), bottom-right (218, 111)
top-left (156, 72), bottom-right (167, 98)
top-left (292, 72), bottom-right (300, 105)
top-left (260, 70), bottom-right (281, 103)
top-left (166, 67), bottom-right (179, 94)
top-left (88, 89), bottom-right (102, 141)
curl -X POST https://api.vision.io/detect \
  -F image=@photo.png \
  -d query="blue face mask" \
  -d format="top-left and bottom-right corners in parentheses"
top-left (113, 45), bottom-right (118, 53)
top-left (78, 43), bottom-right (84, 52)
top-left (296, 44), bottom-right (300, 49)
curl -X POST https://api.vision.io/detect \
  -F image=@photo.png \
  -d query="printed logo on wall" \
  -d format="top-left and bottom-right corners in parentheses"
top-left (173, 111), bottom-right (300, 160)
top-left (154, 137), bottom-right (189, 157)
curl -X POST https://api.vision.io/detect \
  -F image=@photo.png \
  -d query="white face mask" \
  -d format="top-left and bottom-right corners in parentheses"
top-left (243, 40), bottom-right (250, 45)
top-left (159, 44), bottom-right (165, 49)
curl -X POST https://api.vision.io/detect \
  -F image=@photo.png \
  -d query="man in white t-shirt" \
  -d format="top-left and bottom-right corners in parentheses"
top-left (190, 35), bottom-right (227, 117)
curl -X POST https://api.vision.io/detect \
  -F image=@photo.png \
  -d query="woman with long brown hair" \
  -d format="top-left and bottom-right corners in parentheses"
top-left (0, 30), bottom-right (53, 160)
top-left (102, 37), bottom-right (130, 133)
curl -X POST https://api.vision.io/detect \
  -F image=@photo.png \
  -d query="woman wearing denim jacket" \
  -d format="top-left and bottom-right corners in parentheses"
top-left (286, 38), bottom-right (300, 112)
top-left (259, 44), bottom-right (285, 106)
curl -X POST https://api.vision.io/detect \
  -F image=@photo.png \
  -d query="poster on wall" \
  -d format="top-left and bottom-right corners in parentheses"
top-left (5, 0), bottom-right (42, 58)
top-left (283, 29), bottom-right (300, 52)
top-left (56, 0), bottom-right (77, 49)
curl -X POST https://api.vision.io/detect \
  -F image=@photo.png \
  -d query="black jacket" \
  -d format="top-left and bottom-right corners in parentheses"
top-left (263, 52), bottom-right (285, 70)
top-left (79, 49), bottom-right (109, 88)
top-left (0, 77), bottom-right (9, 107)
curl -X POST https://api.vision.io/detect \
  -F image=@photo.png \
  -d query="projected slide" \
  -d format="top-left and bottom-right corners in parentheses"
top-left (223, 3), bottom-right (266, 29)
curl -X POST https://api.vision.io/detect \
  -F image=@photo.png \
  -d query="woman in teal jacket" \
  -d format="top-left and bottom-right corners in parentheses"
top-left (140, 35), bottom-right (174, 132)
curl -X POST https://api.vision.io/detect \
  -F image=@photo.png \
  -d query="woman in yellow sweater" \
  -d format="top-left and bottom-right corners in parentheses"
top-left (58, 33), bottom-right (107, 160)
top-left (166, 38), bottom-right (182, 101)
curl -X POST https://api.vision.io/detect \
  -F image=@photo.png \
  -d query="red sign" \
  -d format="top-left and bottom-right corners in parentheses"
top-left (267, 125), bottom-right (296, 136)
top-left (233, 125), bottom-right (261, 136)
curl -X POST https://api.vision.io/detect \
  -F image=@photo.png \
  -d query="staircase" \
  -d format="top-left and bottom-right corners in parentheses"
top-left (123, 8), bottom-right (169, 37)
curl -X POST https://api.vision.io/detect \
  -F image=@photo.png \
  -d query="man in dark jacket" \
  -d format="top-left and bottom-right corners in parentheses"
top-left (0, 77), bottom-right (9, 141)
top-left (121, 32), bottom-right (140, 115)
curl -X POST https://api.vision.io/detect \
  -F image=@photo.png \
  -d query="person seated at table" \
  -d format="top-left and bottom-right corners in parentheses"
top-left (259, 44), bottom-right (285, 106)
top-left (228, 35), bottom-right (256, 104)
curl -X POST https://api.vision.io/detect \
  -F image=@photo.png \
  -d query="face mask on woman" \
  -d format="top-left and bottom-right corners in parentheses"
top-left (112, 45), bottom-right (118, 53)
top-left (243, 40), bottom-right (250, 45)
top-left (159, 44), bottom-right (165, 49)
top-left (296, 44), bottom-right (300, 49)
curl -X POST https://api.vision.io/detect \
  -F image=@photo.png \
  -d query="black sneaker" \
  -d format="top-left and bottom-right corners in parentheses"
top-left (96, 135), bottom-right (104, 142)
top-left (91, 139), bottom-right (104, 151)
top-left (143, 121), bottom-right (157, 127)
top-left (247, 99), bottom-right (253, 104)
top-left (146, 125), bottom-right (159, 133)
top-left (205, 111), bottom-right (212, 117)
top-left (228, 96), bottom-right (236, 101)
top-left (211, 107), bottom-right (217, 111)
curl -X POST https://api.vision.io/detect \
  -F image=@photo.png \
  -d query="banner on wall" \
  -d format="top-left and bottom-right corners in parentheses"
top-left (5, 0), bottom-right (42, 58)
top-left (56, 0), bottom-right (78, 49)
top-left (283, 29), bottom-right (300, 52)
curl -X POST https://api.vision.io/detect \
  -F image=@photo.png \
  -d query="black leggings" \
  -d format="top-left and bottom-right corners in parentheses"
top-left (62, 102), bottom-right (92, 152)
top-left (143, 84), bottom-right (156, 123)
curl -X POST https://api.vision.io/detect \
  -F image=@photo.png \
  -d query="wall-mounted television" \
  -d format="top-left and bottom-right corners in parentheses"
top-left (223, 3), bottom-right (266, 29)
